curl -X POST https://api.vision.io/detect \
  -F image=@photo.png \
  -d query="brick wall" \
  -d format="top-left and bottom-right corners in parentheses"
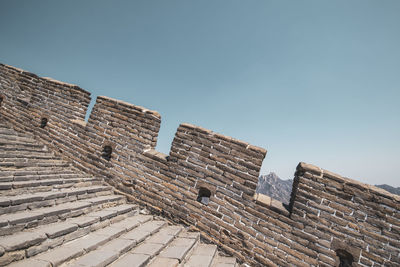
top-left (1, 63), bottom-right (399, 266)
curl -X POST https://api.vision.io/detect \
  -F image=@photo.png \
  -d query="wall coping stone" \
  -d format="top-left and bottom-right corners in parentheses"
top-left (297, 162), bottom-right (400, 202)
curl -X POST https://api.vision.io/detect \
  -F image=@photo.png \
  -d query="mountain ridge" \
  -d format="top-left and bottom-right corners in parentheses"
top-left (257, 172), bottom-right (400, 204)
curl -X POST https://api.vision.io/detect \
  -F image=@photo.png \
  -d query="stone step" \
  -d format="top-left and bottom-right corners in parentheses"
top-left (0, 129), bottom-right (20, 135)
top-left (0, 128), bottom-right (33, 138)
top-left (147, 230), bottom-right (200, 267)
top-left (0, 130), bottom-right (35, 137)
top-left (0, 152), bottom-right (56, 160)
top-left (0, 179), bottom-right (102, 198)
top-left (0, 167), bottom-right (83, 177)
top-left (63, 220), bottom-right (170, 267)
top-left (0, 157), bottom-right (65, 164)
top-left (0, 195), bottom-right (126, 235)
top-left (4, 211), bottom-right (150, 267)
top-left (210, 255), bottom-right (237, 267)
top-left (0, 177), bottom-right (101, 191)
top-left (0, 168), bottom-right (88, 180)
top-left (0, 135), bottom-right (37, 144)
top-left (101, 224), bottom-right (183, 267)
top-left (0, 144), bottom-right (47, 153)
top-left (183, 244), bottom-right (217, 267)
top-left (0, 124), bottom-right (238, 267)
top-left (7, 217), bottom-right (163, 267)
top-left (0, 185), bottom-right (113, 215)
top-left (0, 160), bottom-right (70, 169)
top-left (0, 173), bottom-right (91, 183)
top-left (0, 141), bottom-right (42, 148)
top-left (0, 204), bottom-right (138, 259)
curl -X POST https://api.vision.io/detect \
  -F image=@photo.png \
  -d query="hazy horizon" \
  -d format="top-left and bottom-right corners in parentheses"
top-left (1, 0), bottom-right (399, 186)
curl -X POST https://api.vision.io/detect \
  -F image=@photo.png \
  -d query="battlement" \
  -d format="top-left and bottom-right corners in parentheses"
top-left (1, 63), bottom-right (399, 266)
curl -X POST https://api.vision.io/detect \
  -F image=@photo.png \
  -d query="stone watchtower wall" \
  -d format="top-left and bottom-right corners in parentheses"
top-left (0, 63), bottom-right (399, 267)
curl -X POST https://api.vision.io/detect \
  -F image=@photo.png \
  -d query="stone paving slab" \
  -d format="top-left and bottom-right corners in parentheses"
top-left (39, 203), bottom-right (75, 218)
top-left (40, 221), bottom-right (78, 238)
top-left (157, 225), bottom-right (183, 236)
top-left (185, 254), bottom-right (215, 267)
top-left (65, 249), bottom-right (118, 267)
top-left (107, 204), bottom-right (135, 215)
top-left (0, 201), bottom-right (91, 226)
top-left (67, 216), bottom-right (100, 228)
top-left (125, 214), bottom-right (153, 225)
top-left (148, 257), bottom-right (179, 267)
top-left (131, 242), bottom-right (165, 256)
top-left (92, 226), bottom-right (126, 240)
top-left (191, 244), bottom-right (217, 256)
top-left (86, 210), bottom-right (117, 221)
top-left (8, 258), bottom-right (51, 267)
top-left (63, 201), bottom-right (93, 211)
top-left (145, 231), bottom-right (175, 245)
top-left (9, 194), bottom-right (43, 205)
top-left (42, 191), bottom-right (68, 200)
top-left (0, 210), bottom-right (43, 226)
top-left (64, 233), bottom-right (110, 252)
top-left (138, 220), bottom-right (166, 234)
top-left (85, 195), bottom-right (124, 205)
top-left (109, 253), bottom-right (150, 267)
top-left (108, 217), bottom-right (142, 232)
top-left (169, 237), bottom-right (197, 248)
top-left (159, 237), bottom-right (197, 262)
top-left (120, 228), bottom-right (153, 244)
top-left (210, 256), bottom-right (237, 267)
top-left (98, 238), bottom-right (137, 255)
top-left (0, 231), bottom-right (47, 251)
top-left (35, 245), bottom-right (84, 266)
top-left (185, 245), bottom-right (217, 267)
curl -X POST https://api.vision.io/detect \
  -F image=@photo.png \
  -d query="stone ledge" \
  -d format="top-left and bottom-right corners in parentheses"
top-left (97, 96), bottom-right (161, 119)
top-left (297, 162), bottom-right (400, 203)
top-left (0, 63), bottom-right (90, 95)
top-left (70, 119), bottom-right (87, 128)
top-left (143, 149), bottom-right (168, 163)
top-left (253, 193), bottom-right (289, 216)
top-left (179, 123), bottom-right (267, 155)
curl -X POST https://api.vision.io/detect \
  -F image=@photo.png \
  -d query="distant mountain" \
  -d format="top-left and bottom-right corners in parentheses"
top-left (257, 173), bottom-right (399, 205)
top-left (375, 184), bottom-right (400, 196)
top-left (256, 172), bottom-right (293, 204)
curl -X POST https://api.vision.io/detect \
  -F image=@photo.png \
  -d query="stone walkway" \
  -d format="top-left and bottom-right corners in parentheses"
top-left (0, 123), bottom-right (237, 267)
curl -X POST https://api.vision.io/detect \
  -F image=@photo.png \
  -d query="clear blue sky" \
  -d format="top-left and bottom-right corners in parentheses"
top-left (1, 1), bottom-right (399, 186)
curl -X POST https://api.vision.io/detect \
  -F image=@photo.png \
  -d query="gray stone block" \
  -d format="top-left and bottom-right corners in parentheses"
top-left (67, 215), bottom-right (100, 228)
top-left (110, 253), bottom-right (149, 267)
top-left (145, 232), bottom-right (175, 245)
top-left (86, 210), bottom-right (117, 221)
top-left (131, 242), bottom-right (165, 256)
top-left (65, 233), bottom-right (109, 252)
top-left (3, 210), bottom-right (43, 225)
top-left (0, 231), bottom-right (47, 251)
top-left (185, 254), bottom-right (215, 267)
top-left (42, 221), bottom-right (78, 238)
top-left (65, 249), bottom-right (118, 267)
top-left (36, 245), bottom-right (84, 266)
top-left (8, 258), bottom-right (51, 267)
top-left (159, 237), bottom-right (197, 261)
top-left (120, 229), bottom-right (151, 243)
top-left (98, 238), bottom-right (136, 255)
top-left (147, 257), bottom-right (179, 267)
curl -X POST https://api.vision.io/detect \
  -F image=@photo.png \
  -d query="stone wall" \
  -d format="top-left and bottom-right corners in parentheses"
top-left (1, 63), bottom-right (399, 266)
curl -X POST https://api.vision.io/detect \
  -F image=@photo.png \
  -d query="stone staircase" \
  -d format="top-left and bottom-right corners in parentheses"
top-left (0, 122), bottom-right (237, 267)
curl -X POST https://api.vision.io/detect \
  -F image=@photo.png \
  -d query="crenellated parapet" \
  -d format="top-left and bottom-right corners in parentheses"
top-left (1, 63), bottom-right (399, 266)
